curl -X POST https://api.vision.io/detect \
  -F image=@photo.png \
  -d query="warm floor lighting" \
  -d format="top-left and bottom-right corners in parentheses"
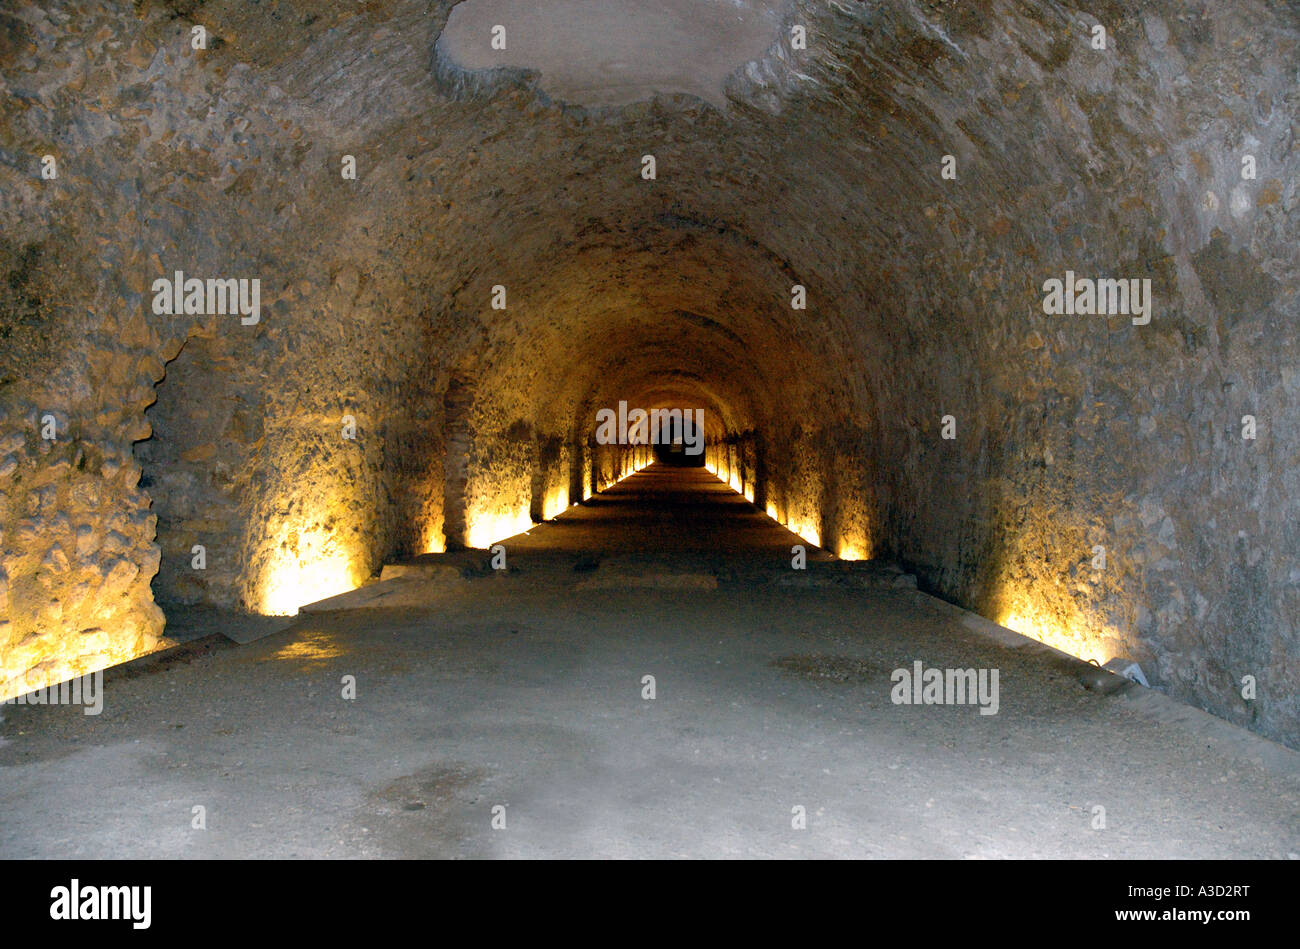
top-left (267, 632), bottom-right (347, 665)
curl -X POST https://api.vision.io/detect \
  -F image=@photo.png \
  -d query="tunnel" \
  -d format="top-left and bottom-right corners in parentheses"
top-left (1, 0), bottom-right (1298, 868)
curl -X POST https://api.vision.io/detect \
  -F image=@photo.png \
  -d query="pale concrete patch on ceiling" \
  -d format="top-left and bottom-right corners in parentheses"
top-left (437, 0), bottom-right (791, 108)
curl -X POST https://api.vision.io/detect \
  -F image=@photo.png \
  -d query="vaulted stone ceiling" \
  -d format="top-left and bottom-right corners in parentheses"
top-left (1, 0), bottom-right (1297, 746)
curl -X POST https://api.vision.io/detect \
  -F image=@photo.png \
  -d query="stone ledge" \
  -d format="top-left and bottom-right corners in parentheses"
top-left (299, 573), bottom-right (470, 614)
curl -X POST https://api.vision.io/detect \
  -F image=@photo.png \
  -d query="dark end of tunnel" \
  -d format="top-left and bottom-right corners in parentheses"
top-left (652, 443), bottom-right (707, 467)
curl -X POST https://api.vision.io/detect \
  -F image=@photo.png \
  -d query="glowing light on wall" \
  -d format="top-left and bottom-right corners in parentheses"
top-left (593, 456), bottom-right (651, 495)
top-left (997, 596), bottom-right (1109, 665)
top-left (574, 455), bottom-right (653, 505)
top-left (542, 485), bottom-right (570, 521)
top-left (260, 531), bottom-right (359, 616)
top-left (615, 457), bottom-right (651, 482)
top-left (838, 544), bottom-right (865, 561)
top-left (765, 503), bottom-right (780, 520)
top-left (786, 520), bottom-right (821, 548)
top-left (419, 516), bottom-right (446, 554)
top-left (1, 641), bottom-right (151, 704)
top-left (465, 501), bottom-right (532, 549)
top-left (743, 485), bottom-right (755, 503)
